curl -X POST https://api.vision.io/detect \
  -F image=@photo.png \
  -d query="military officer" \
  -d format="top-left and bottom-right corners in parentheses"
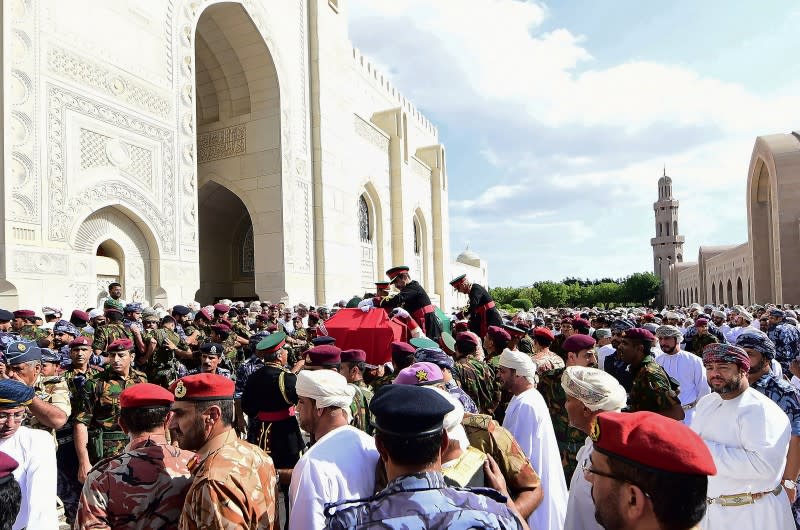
top-left (365, 266), bottom-right (443, 340)
top-left (169, 373), bottom-right (279, 530)
top-left (141, 315), bottom-right (191, 388)
top-left (75, 383), bottom-right (194, 530)
top-left (74, 338), bottom-right (148, 482)
top-left (92, 302), bottom-right (134, 359)
top-left (13, 309), bottom-right (39, 340)
top-left (338, 348), bottom-right (374, 435)
top-left (616, 328), bottom-right (685, 421)
top-left (187, 342), bottom-right (232, 378)
top-left (450, 274), bottom-right (503, 337)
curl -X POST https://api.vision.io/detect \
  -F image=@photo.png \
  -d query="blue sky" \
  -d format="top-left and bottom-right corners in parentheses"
top-left (347, 0), bottom-right (800, 286)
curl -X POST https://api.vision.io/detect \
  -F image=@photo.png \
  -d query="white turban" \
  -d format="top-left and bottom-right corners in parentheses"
top-left (88, 308), bottom-right (103, 319)
top-left (655, 324), bottom-right (683, 344)
top-left (499, 348), bottom-right (537, 383)
top-left (296, 370), bottom-right (355, 414)
top-left (561, 366), bottom-right (627, 412)
top-left (712, 310), bottom-right (726, 319)
top-left (424, 387), bottom-right (470, 451)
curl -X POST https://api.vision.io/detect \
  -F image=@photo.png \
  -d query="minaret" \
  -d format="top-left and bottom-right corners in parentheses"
top-left (650, 168), bottom-right (684, 303)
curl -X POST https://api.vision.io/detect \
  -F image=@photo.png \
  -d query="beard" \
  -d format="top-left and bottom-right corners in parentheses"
top-left (170, 422), bottom-right (207, 451)
top-left (748, 359), bottom-right (769, 376)
top-left (710, 376), bottom-right (743, 395)
top-left (593, 484), bottom-right (625, 530)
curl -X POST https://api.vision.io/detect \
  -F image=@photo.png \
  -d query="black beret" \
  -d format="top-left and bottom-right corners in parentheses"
top-left (311, 336), bottom-right (336, 346)
top-left (369, 384), bottom-right (454, 437)
top-left (0, 309), bottom-right (13, 322)
top-left (199, 343), bottom-right (224, 356)
top-left (172, 305), bottom-right (192, 316)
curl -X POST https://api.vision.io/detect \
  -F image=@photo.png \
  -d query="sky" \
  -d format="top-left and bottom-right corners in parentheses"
top-left (346, 0), bottom-right (800, 287)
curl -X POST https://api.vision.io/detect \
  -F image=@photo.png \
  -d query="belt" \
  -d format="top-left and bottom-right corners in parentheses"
top-left (256, 407), bottom-right (295, 422)
top-left (411, 305), bottom-right (435, 321)
top-left (474, 301), bottom-right (495, 315)
top-left (682, 399), bottom-right (698, 411)
top-left (707, 485), bottom-right (782, 506)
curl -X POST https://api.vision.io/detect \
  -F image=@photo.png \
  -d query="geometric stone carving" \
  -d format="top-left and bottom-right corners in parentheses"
top-left (13, 251), bottom-right (69, 275)
top-left (354, 114), bottom-right (389, 150)
top-left (79, 129), bottom-right (154, 186)
top-left (197, 125), bottom-right (246, 163)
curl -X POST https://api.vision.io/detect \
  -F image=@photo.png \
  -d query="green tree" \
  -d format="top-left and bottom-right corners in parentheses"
top-left (511, 298), bottom-right (533, 311)
top-left (519, 287), bottom-right (542, 308)
top-left (489, 287), bottom-right (521, 306)
top-left (622, 272), bottom-right (661, 306)
top-left (537, 281), bottom-right (568, 308)
top-left (587, 282), bottom-right (623, 307)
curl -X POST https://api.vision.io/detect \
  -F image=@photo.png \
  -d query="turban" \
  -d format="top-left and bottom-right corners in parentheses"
top-left (769, 308), bottom-right (785, 318)
top-left (664, 311), bottom-right (680, 320)
top-left (655, 325), bottom-right (683, 343)
top-left (736, 331), bottom-right (776, 360)
top-left (0, 379), bottom-right (35, 408)
top-left (712, 310), bottom-right (726, 319)
top-left (498, 348), bottom-right (537, 381)
top-left (88, 308), bottom-right (103, 319)
top-left (414, 347), bottom-right (454, 370)
top-left (561, 366), bottom-right (627, 412)
top-left (739, 310), bottom-right (754, 322)
top-left (611, 319), bottom-right (634, 332)
top-left (424, 387), bottom-right (470, 451)
top-left (41, 306), bottom-right (62, 317)
top-left (702, 343), bottom-right (750, 372)
top-left (595, 328), bottom-right (612, 339)
top-left (296, 370), bottom-right (355, 416)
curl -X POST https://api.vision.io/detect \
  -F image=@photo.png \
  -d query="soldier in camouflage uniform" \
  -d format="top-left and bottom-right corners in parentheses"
top-left (74, 338), bottom-right (148, 483)
top-left (169, 373), bottom-right (279, 530)
top-left (92, 303), bottom-right (134, 360)
top-left (141, 315), bottom-right (192, 388)
top-left (75, 383), bottom-right (194, 530)
top-left (616, 327), bottom-right (685, 420)
top-left (13, 309), bottom-right (40, 340)
top-left (338, 349), bottom-right (375, 435)
top-left (371, 341), bottom-right (416, 392)
top-left (484, 326), bottom-right (512, 423)
top-left (452, 332), bottom-right (497, 415)
top-left (537, 334), bottom-right (598, 483)
top-left (686, 317), bottom-right (720, 356)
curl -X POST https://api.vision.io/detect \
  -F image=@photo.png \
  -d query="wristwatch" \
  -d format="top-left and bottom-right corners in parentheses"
top-left (782, 478), bottom-right (796, 490)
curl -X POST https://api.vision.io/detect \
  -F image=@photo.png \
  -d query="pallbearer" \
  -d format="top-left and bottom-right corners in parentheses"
top-left (450, 274), bottom-right (503, 337)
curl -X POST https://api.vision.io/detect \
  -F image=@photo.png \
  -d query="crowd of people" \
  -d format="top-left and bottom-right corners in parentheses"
top-left (0, 269), bottom-right (799, 529)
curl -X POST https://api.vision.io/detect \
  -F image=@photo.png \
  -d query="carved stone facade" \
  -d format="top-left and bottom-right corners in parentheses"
top-left (1, 0), bottom-right (476, 310)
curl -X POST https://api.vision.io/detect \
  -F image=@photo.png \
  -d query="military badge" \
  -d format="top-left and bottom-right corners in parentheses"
top-left (174, 380), bottom-right (187, 398)
top-left (18, 343), bottom-right (26, 352)
top-left (590, 419), bottom-right (601, 441)
top-left (415, 370), bottom-right (428, 382)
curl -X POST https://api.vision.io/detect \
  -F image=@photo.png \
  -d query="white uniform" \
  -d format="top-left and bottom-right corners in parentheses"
top-left (655, 349), bottom-right (710, 425)
top-left (0, 426), bottom-right (58, 530)
top-left (503, 387), bottom-right (568, 530)
top-left (565, 437), bottom-right (603, 530)
top-left (288, 425), bottom-right (379, 529)
top-left (691, 388), bottom-right (794, 529)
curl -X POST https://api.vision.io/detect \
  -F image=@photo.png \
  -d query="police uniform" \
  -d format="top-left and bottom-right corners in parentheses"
top-left (186, 342), bottom-right (232, 378)
top-left (326, 385), bottom-right (523, 529)
top-left (241, 333), bottom-right (304, 469)
top-left (75, 384), bottom-right (194, 530)
top-left (375, 266), bottom-right (443, 340)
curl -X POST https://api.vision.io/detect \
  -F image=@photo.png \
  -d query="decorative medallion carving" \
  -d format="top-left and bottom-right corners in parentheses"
top-left (197, 125), bottom-right (246, 163)
top-left (13, 251), bottom-right (69, 275)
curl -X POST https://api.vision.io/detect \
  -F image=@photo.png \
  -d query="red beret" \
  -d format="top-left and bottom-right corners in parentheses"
top-left (211, 323), bottom-right (232, 336)
top-left (562, 334), bottom-right (596, 353)
top-left (621, 328), bottom-right (655, 343)
top-left (572, 318), bottom-right (590, 329)
top-left (642, 313), bottom-right (655, 322)
top-left (305, 345), bottom-right (342, 367)
top-left (108, 338), bottom-right (133, 352)
top-left (561, 317), bottom-right (574, 325)
top-left (120, 383), bottom-right (174, 408)
top-left (69, 336), bottom-right (93, 348)
top-left (170, 373), bottom-right (235, 401)
top-left (0, 451), bottom-right (19, 484)
top-left (213, 303), bottom-right (230, 313)
top-left (340, 349), bottom-right (367, 363)
top-left (390, 341), bottom-right (416, 356)
top-left (487, 325), bottom-right (511, 342)
top-left (71, 309), bottom-right (90, 323)
top-left (13, 310), bottom-right (35, 318)
top-left (195, 308), bottom-right (213, 321)
top-left (594, 411), bottom-right (717, 476)
top-left (533, 327), bottom-right (554, 341)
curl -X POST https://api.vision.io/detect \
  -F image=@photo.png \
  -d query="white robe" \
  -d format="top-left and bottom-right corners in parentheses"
top-left (288, 425), bottom-right (379, 530)
top-left (596, 344), bottom-right (615, 372)
top-left (565, 437), bottom-right (604, 530)
top-left (655, 349), bottom-right (710, 425)
top-left (503, 387), bottom-right (568, 530)
top-left (0, 426), bottom-right (58, 530)
top-left (691, 388), bottom-right (794, 529)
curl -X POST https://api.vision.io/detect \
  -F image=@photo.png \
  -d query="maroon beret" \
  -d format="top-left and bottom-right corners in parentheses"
top-left (572, 318), bottom-right (590, 329)
top-left (621, 328), bottom-right (655, 343)
top-left (594, 411), bottom-right (716, 476)
top-left (562, 334), bottom-right (597, 353)
top-left (195, 308), bottom-right (213, 321)
top-left (455, 331), bottom-right (479, 347)
top-left (170, 373), bottom-right (235, 401)
top-left (211, 324), bottom-right (232, 336)
top-left (108, 338), bottom-right (133, 352)
top-left (0, 451), bottom-right (19, 484)
top-left (341, 349), bottom-right (367, 363)
top-left (305, 345), bottom-right (342, 367)
top-left (390, 341), bottom-right (416, 356)
top-left (213, 303), bottom-right (230, 314)
top-left (487, 325), bottom-right (511, 342)
top-left (533, 327), bottom-right (555, 341)
top-left (695, 317), bottom-right (709, 326)
top-left (561, 317), bottom-right (574, 325)
top-left (120, 383), bottom-right (174, 408)
top-left (256, 314), bottom-right (270, 322)
top-left (70, 309), bottom-right (90, 323)
top-left (69, 336), bottom-right (93, 348)
top-left (13, 310), bottom-right (35, 319)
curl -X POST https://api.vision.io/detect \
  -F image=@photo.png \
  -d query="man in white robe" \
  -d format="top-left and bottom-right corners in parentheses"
top-left (497, 348), bottom-right (567, 530)
top-left (0, 379), bottom-right (58, 530)
top-left (691, 342), bottom-right (794, 529)
top-left (289, 370), bottom-right (379, 530)
top-left (561, 366), bottom-right (627, 530)
top-left (655, 325), bottom-right (710, 425)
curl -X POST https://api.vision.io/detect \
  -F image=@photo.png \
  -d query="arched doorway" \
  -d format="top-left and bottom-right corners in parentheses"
top-left (95, 240), bottom-right (123, 306)
top-left (711, 283), bottom-right (717, 305)
top-left (726, 280), bottom-right (733, 307)
top-left (196, 180), bottom-right (256, 303)
top-left (736, 277), bottom-right (743, 305)
top-left (748, 159), bottom-right (776, 302)
top-left (194, 2), bottom-right (284, 302)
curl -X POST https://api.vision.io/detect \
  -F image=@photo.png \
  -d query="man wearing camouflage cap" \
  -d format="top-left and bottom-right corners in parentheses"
top-left (767, 308), bottom-right (800, 375)
top-left (92, 301), bottom-right (134, 359)
top-left (53, 319), bottom-right (80, 368)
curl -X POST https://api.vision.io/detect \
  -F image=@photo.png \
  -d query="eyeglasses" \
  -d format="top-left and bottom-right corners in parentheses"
top-left (0, 411), bottom-right (27, 423)
top-left (582, 460), bottom-right (652, 499)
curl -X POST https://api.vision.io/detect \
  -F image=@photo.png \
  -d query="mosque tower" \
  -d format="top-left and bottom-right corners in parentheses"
top-left (651, 168), bottom-right (684, 302)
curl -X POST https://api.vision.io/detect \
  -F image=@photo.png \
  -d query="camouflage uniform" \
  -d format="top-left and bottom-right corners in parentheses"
top-left (18, 323), bottom-right (39, 341)
top-left (143, 328), bottom-right (190, 388)
top-left (349, 381), bottom-right (374, 435)
top-left (518, 336), bottom-right (535, 354)
top-left (29, 374), bottom-right (71, 438)
top-left (627, 354), bottom-right (681, 414)
top-left (686, 332), bottom-right (718, 356)
top-left (369, 372), bottom-right (395, 392)
top-left (187, 367), bottom-right (232, 378)
top-left (488, 355), bottom-right (512, 424)
top-left (453, 356), bottom-right (497, 415)
top-left (462, 413), bottom-right (542, 502)
top-left (74, 367), bottom-right (148, 463)
top-left (537, 366), bottom-right (584, 482)
top-left (326, 471), bottom-right (523, 529)
top-left (92, 323), bottom-right (134, 354)
top-left (75, 435), bottom-right (195, 530)
top-left (179, 430), bottom-right (278, 530)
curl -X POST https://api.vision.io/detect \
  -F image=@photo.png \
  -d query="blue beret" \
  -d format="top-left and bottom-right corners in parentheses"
top-left (4, 341), bottom-right (41, 365)
top-left (0, 309), bottom-right (13, 322)
top-left (124, 303), bottom-right (143, 313)
top-left (172, 305), bottom-right (191, 316)
top-left (369, 384), bottom-right (454, 437)
top-left (414, 347), bottom-right (454, 370)
top-left (53, 320), bottom-right (79, 336)
top-left (40, 348), bottom-right (61, 364)
top-left (311, 336), bottom-right (336, 346)
top-left (0, 379), bottom-right (35, 408)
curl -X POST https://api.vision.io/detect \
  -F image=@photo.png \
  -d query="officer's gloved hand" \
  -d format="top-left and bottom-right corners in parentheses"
top-left (358, 299), bottom-right (374, 313)
top-left (391, 308), bottom-right (410, 319)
